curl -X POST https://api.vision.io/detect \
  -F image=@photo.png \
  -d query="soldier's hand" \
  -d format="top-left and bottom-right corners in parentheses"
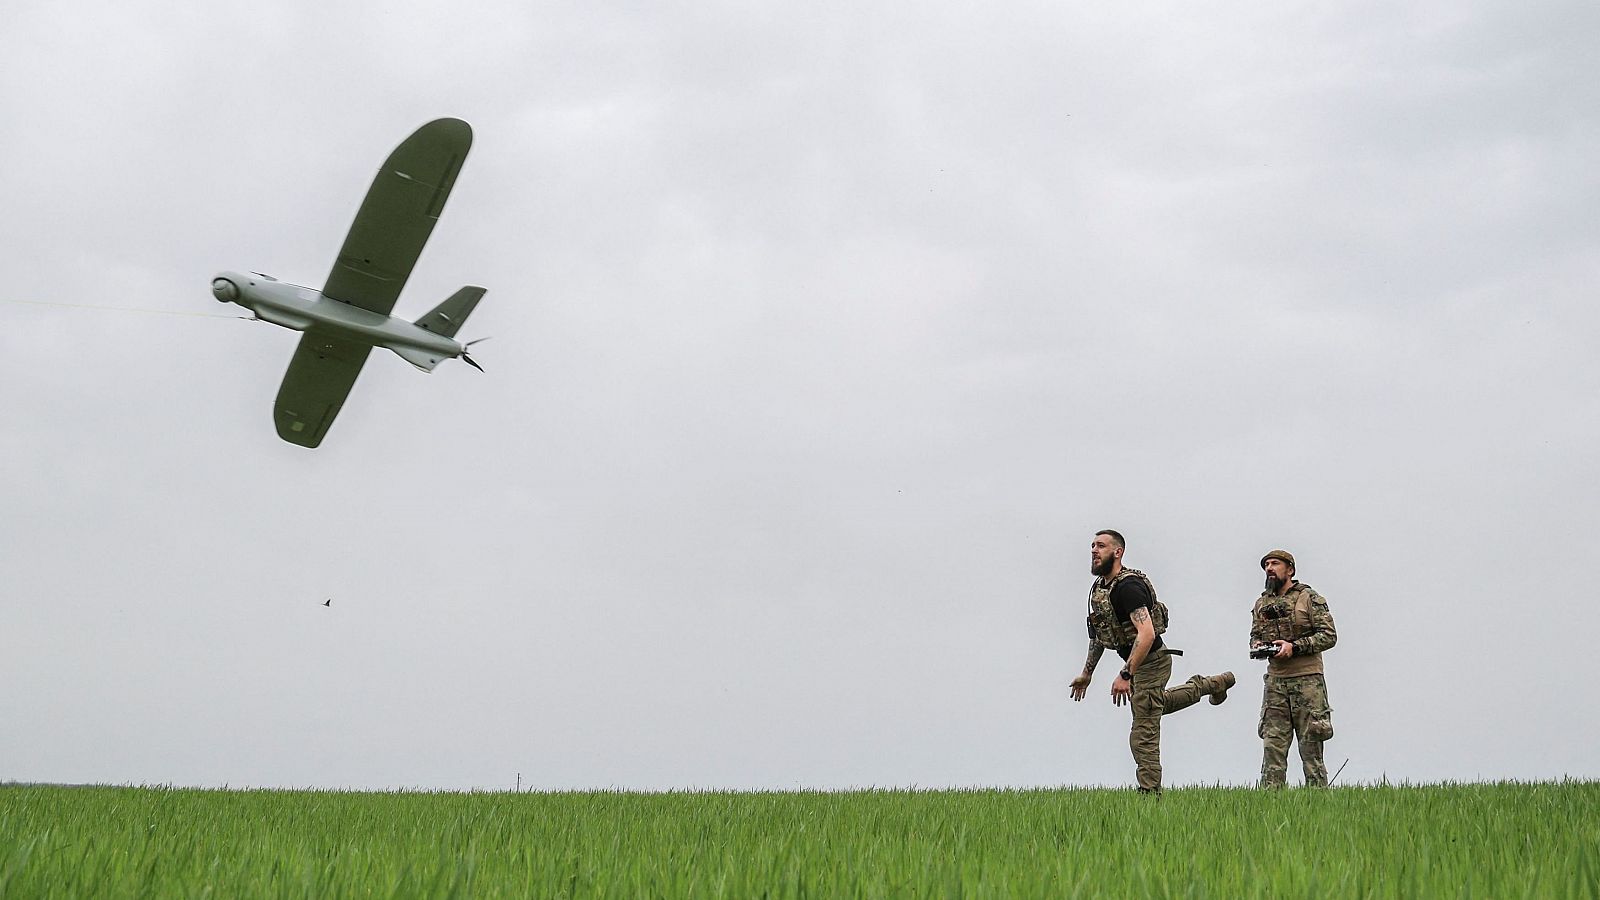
top-left (1111, 674), bottom-right (1132, 706)
top-left (1070, 674), bottom-right (1091, 701)
top-left (1272, 640), bottom-right (1295, 659)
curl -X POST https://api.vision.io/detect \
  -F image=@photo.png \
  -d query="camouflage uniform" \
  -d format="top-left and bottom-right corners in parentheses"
top-left (1251, 581), bottom-right (1337, 787)
top-left (1089, 569), bottom-right (1232, 792)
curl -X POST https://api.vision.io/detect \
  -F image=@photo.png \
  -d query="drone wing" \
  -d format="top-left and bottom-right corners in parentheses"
top-left (320, 118), bottom-right (473, 316)
top-left (274, 334), bottom-right (373, 448)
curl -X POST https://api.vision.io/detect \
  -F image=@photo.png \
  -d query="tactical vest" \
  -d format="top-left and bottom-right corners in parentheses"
top-left (1252, 582), bottom-right (1327, 677)
top-left (1086, 567), bottom-right (1169, 650)
top-left (1252, 584), bottom-right (1314, 645)
top-left (1253, 596), bottom-right (1298, 646)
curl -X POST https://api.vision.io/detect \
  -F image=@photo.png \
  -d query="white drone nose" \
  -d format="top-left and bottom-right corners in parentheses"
top-left (211, 277), bottom-right (239, 303)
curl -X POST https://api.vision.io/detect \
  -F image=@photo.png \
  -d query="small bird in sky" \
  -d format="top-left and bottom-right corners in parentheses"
top-left (323, 599), bottom-right (332, 607)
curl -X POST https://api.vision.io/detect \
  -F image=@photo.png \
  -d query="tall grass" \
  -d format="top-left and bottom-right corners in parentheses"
top-left (2, 781), bottom-right (1596, 898)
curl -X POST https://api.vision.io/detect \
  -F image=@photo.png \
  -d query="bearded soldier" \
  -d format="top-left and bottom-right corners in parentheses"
top-left (1069, 530), bottom-right (1235, 793)
top-left (1251, 549), bottom-right (1337, 788)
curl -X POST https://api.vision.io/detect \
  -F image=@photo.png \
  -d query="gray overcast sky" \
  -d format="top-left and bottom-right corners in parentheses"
top-left (3, 0), bottom-right (1597, 791)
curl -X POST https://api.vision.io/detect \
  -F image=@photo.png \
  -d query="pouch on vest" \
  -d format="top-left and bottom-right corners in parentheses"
top-left (1256, 598), bottom-right (1295, 647)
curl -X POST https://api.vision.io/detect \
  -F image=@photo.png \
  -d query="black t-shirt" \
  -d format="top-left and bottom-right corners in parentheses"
top-left (1097, 575), bottom-right (1165, 658)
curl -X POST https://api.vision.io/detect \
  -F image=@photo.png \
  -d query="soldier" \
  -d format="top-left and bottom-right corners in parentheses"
top-left (1250, 549), bottom-right (1337, 788)
top-left (1069, 530), bottom-right (1235, 793)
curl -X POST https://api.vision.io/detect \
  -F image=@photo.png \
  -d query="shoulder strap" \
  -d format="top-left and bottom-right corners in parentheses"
top-left (1115, 567), bottom-right (1157, 602)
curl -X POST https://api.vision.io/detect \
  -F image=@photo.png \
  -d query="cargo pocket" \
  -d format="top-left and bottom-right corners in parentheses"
top-left (1133, 684), bottom-right (1164, 719)
top-left (1307, 709), bottom-right (1334, 741)
top-left (1257, 691), bottom-right (1269, 739)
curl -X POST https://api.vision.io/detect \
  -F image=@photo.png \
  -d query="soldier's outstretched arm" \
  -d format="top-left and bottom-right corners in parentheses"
top-left (1295, 593), bottom-right (1338, 655)
top-left (1070, 641), bottom-right (1103, 701)
top-left (1083, 640), bottom-right (1105, 675)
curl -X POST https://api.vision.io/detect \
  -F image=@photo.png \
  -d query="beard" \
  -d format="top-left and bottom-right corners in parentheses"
top-left (1264, 574), bottom-right (1284, 593)
top-left (1092, 557), bottom-right (1114, 577)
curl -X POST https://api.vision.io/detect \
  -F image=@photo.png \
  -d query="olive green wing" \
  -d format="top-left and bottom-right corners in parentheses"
top-left (273, 334), bottom-right (373, 448)
top-left (321, 118), bottom-right (473, 315)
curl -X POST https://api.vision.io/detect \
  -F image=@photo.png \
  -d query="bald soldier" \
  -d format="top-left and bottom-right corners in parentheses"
top-left (1251, 549), bottom-right (1338, 788)
top-left (1069, 530), bottom-right (1235, 793)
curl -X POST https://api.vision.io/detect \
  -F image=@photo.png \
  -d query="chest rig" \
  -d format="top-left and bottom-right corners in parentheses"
top-left (1086, 567), bottom-right (1169, 650)
top-left (1253, 584), bottom-right (1311, 646)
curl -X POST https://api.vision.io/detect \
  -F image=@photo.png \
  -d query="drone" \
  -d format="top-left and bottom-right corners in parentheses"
top-left (212, 118), bottom-right (486, 448)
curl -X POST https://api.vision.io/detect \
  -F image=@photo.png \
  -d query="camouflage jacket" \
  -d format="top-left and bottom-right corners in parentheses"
top-left (1250, 582), bottom-right (1336, 677)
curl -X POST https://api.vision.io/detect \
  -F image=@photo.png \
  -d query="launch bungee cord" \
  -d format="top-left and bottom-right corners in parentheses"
top-left (1, 297), bottom-right (256, 320)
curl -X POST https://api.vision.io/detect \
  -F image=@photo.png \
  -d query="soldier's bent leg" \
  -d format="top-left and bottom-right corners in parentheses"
top-left (1163, 672), bottom-right (1234, 714)
top-left (1259, 675), bottom-right (1292, 788)
top-left (1161, 675), bottom-right (1203, 715)
top-left (1128, 649), bottom-right (1173, 792)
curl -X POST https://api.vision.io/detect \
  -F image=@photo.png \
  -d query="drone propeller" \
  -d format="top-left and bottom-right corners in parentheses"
top-left (460, 337), bottom-right (489, 372)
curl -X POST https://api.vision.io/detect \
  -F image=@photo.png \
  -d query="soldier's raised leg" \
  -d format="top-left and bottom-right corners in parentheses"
top-left (1162, 670), bottom-right (1236, 714)
top-left (1129, 651), bottom-right (1234, 792)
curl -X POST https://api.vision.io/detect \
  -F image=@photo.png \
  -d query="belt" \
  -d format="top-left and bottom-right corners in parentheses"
top-left (1119, 645), bottom-right (1183, 657)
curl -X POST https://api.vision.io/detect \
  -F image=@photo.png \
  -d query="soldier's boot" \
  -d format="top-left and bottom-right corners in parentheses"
top-left (1188, 671), bottom-right (1235, 705)
top-left (1210, 671), bottom-right (1236, 704)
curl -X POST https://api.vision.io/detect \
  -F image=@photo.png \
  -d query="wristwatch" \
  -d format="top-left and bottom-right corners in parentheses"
top-left (1119, 668), bottom-right (1132, 681)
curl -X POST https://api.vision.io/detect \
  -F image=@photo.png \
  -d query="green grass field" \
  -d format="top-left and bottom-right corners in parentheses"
top-left (2, 781), bottom-right (1596, 898)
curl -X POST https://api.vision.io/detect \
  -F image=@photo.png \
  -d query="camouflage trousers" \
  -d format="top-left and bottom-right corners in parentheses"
top-left (1128, 647), bottom-right (1226, 792)
top-left (1259, 673), bottom-right (1333, 788)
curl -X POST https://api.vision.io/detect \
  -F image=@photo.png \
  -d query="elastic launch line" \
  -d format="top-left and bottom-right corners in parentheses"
top-left (1, 297), bottom-right (250, 320)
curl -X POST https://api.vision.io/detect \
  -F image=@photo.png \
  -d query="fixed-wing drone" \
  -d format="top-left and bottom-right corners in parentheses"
top-left (212, 118), bottom-right (485, 448)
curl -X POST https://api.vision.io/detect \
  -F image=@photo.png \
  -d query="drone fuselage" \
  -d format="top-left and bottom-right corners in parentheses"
top-left (212, 271), bottom-right (464, 370)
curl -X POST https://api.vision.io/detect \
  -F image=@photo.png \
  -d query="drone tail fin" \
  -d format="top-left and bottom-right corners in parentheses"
top-left (412, 286), bottom-right (485, 339)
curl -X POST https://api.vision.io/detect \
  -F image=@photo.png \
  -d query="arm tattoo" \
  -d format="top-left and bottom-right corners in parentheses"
top-left (1083, 641), bottom-right (1105, 675)
top-left (1130, 607), bottom-right (1150, 625)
